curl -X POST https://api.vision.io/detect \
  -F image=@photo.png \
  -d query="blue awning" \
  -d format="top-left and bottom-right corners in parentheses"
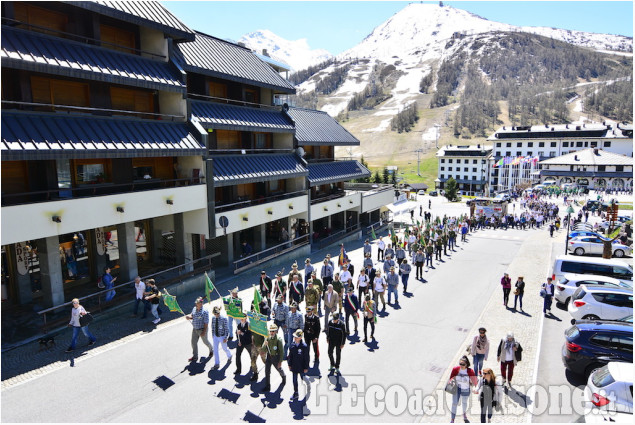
top-left (286, 107), bottom-right (360, 146)
top-left (191, 100), bottom-right (294, 133)
top-left (1, 26), bottom-right (186, 93)
top-left (212, 154), bottom-right (308, 187)
top-left (307, 160), bottom-right (371, 187)
top-left (1, 111), bottom-right (204, 160)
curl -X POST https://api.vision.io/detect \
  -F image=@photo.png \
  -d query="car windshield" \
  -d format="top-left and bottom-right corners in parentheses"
top-left (617, 315), bottom-right (633, 323)
top-left (591, 365), bottom-right (615, 388)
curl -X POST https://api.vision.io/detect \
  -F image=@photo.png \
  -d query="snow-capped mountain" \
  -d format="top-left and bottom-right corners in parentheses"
top-left (239, 29), bottom-right (333, 72)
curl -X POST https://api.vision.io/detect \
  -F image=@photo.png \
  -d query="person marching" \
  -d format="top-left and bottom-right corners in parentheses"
top-left (399, 259), bottom-right (411, 294)
top-left (425, 242), bottom-right (434, 269)
top-left (332, 273), bottom-right (344, 314)
top-left (377, 236), bottom-right (386, 262)
top-left (395, 244), bottom-right (406, 266)
top-left (304, 279), bottom-right (320, 312)
top-left (414, 247), bottom-right (425, 280)
top-left (227, 287), bottom-right (241, 340)
top-left (309, 272), bottom-right (324, 315)
top-left (287, 263), bottom-right (302, 286)
top-left (262, 323), bottom-right (285, 392)
top-left (273, 272), bottom-right (287, 304)
top-left (363, 239), bottom-right (372, 260)
top-left (383, 254), bottom-right (395, 275)
top-left (272, 294), bottom-right (289, 336)
top-left (357, 267), bottom-right (370, 302)
top-left (303, 305), bottom-right (321, 363)
top-left (303, 258), bottom-right (314, 287)
top-left (343, 286), bottom-right (359, 335)
top-left (249, 301), bottom-right (267, 382)
top-left (259, 270), bottom-right (273, 306)
top-left (285, 302), bottom-right (304, 360)
top-left (326, 312), bottom-right (347, 374)
top-left (362, 294), bottom-right (376, 343)
top-left (321, 258), bottom-right (334, 287)
top-left (323, 284), bottom-right (340, 331)
top-left (210, 306), bottom-right (232, 370)
top-left (288, 275), bottom-right (305, 307)
top-left (287, 329), bottom-right (310, 400)
top-left (386, 266), bottom-right (399, 306)
top-left (234, 315), bottom-right (252, 375)
top-left (373, 270), bottom-right (387, 311)
top-left (185, 297), bottom-right (213, 362)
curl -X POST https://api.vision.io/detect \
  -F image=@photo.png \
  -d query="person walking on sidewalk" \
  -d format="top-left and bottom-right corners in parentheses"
top-left (210, 306), bottom-right (232, 369)
top-left (496, 331), bottom-right (523, 387)
top-left (131, 276), bottom-right (146, 317)
top-left (263, 323), bottom-right (285, 392)
top-left (542, 277), bottom-right (555, 317)
top-left (470, 327), bottom-right (489, 377)
top-left (513, 276), bottom-right (525, 311)
top-left (144, 279), bottom-right (161, 324)
top-left (102, 266), bottom-right (117, 302)
top-left (303, 305), bottom-right (321, 364)
top-left (326, 312), bottom-right (346, 374)
top-left (474, 368), bottom-right (503, 423)
top-left (185, 297), bottom-right (213, 362)
top-left (323, 284), bottom-right (340, 331)
top-left (362, 295), bottom-right (376, 343)
top-left (234, 315), bottom-right (252, 375)
top-left (399, 259), bottom-right (411, 294)
top-left (448, 355), bottom-right (478, 423)
top-left (373, 270), bottom-right (387, 310)
top-left (287, 329), bottom-right (309, 400)
top-left (500, 273), bottom-right (512, 308)
top-left (65, 298), bottom-right (96, 352)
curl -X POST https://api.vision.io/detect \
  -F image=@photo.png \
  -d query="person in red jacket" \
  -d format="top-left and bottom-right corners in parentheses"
top-left (448, 355), bottom-right (478, 423)
top-left (500, 273), bottom-right (512, 308)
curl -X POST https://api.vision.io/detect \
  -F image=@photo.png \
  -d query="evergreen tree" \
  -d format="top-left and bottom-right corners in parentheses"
top-left (444, 178), bottom-right (459, 202)
top-left (373, 171), bottom-right (381, 184)
top-left (382, 167), bottom-right (389, 184)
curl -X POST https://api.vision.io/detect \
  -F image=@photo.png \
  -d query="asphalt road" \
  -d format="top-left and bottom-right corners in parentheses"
top-left (1, 200), bottom-right (530, 422)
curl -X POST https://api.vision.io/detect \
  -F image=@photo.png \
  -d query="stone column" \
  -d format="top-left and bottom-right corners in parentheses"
top-left (10, 242), bottom-right (33, 304)
top-left (226, 233), bottom-right (234, 265)
top-left (88, 228), bottom-right (107, 281)
top-left (38, 236), bottom-right (64, 308)
top-left (174, 213), bottom-right (193, 273)
top-left (116, 221), bottom-right (138, 282)
top-left (151, 219), bottom-right (162, 263)
top-left (255, 224), bottom-right (266, 251)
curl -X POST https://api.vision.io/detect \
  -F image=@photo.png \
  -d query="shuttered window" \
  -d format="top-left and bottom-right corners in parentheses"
top-left (110, 87), bottom-right (154, 114)
top-left (216, 130), bottom-right (240, 150)
top-left (31, 76), bottom-right (90, 107)
top-left (14, 2), bottom-right (67, 35)
top-left (1, 161), bottom-right (29, 194)
top-left (208, 81), bottom-right (228, 99)
top-left (100, 24), bottom-right (136, 54)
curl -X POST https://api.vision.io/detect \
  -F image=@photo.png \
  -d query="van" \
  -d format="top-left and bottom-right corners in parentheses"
top-left (552, 255), bottom-right (633, 287)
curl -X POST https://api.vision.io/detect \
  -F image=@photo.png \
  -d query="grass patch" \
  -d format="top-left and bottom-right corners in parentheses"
top-left (618, 204), bottom-right (633, 210)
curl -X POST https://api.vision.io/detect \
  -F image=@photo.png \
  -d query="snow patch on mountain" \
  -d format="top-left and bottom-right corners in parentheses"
top-left (239, 29), bottom-right (333, 71)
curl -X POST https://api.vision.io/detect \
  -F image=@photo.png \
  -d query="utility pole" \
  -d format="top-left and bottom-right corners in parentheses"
top-left (415, 149), bottom-right (423, 176)
top-left (434, 123), bottom-right (441, 149)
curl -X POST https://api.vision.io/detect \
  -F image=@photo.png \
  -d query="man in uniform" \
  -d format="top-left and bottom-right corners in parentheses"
top-left (304, 280), bottom-right (320, 312)
top-left (363, 252), bottom-right (374, 269)
top-left (263, 323), bottom-right (285, 392)
top-left (321, 258), bottom-right (334, 287)
top-left (363, 239), bottom-right (372, 259)
top-left (303, 305), bottom-right (321, 363)
top-left (384, 243), bottom-right (395, 262)
top-left (285, 302), bottom-right (304, 359)
top-left (259, 271), bottom-right (273, 305)
top-left (435, 238), bottom-right (443, 261)
top-left (303, 258), bottom-right (314, 287)
top-left (227, 287), bottom-right (241, 340)
top-left (288, 274), bottom-right (304, 307)
top-left (287, 329), bottom-right (309, 400)
top-left (288, 262), bottom-right (302, 285)
top-left (326, 312), bottom-right (346, 374)
top-left (395, 244), bottom-right (406, 266)
top-left (249, 305), bottom-right (267, 382)
top-left (343, 286), bottom-right (359, 335)
top-left (425, 243), bottom-right (434, 268)
top-left (309, 271), bottom-right (324, 316)
top-left (272, 272), bottom-right (287, 304)
top-left (383, 254), bottom-right (395, 275)
top-left (399, 259), bottom-right (412, 294)
top-left (386, 266), bottom-right (400, 305)
top-left (331, 273), bottom-right (344, 314)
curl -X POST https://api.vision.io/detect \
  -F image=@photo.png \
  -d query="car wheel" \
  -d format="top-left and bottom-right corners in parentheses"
top-left (565, 297), bottom-right (571, 307)
top-left (582, 314), bottom-right (600, 321)
top-left (574, 247), bottom-right (585, 256)
top-left (613, 249), bottom-right (624, 258)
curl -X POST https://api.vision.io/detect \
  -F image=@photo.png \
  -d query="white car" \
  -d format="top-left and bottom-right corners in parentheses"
top-left (568, 236), bottom-right (632, 258)
top-left (555, 274), bottom-right (632, 306)
top-left (599, 216), bottom-right (633, 231)
top-left (584, 362), bottom-right (633, 417)
top-left (417, 190), bottom-right (426, 195)
top-left (568, 285), bottom-right (633, 322)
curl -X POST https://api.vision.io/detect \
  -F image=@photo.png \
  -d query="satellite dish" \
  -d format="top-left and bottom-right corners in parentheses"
top-left (297, 147), bottom-right (305, 157)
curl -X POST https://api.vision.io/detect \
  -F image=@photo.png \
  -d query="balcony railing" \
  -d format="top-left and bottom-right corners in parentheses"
top-left (310, 190), bottom-right (351, 205)
top-left (233, 234), bottom-right (310, 273)
top-left (344, 183), bottom-right (394, 196)
top-left (189, 93), bottom-right (281, 110)
top-left (2, 178), bottom-right (202, 207)
top-left (215, 190), bottom-right (305, 213)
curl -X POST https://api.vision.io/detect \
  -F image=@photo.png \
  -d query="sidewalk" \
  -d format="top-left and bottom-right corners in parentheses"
top-left (0, 230), bottom-right (383, 389)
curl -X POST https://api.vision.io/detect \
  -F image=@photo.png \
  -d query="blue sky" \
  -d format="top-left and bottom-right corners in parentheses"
top-left (163, 1), bottom-right (633, 55)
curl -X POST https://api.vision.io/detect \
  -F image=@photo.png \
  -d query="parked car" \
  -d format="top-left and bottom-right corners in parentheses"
top-left (429, 191), bottom-right (438, 197)
top-left (572, 223), bottom-right (595, 232)
top-left (567, 236), bottom-right (632, 258)
top-left (417, 190), bottom-right (426, 195)
top-left (599, 216), bottom-right (633, 231)
top-left (584, 362), bottom-right (633, 415)
top-left (552, 255), bottom-right (633, 287)
top-left (555, 274), bottom-right (631, 306)
top-left (568, 230), bottom-right (609, 240)
top-left (494, 193), bottom-right (511, 202)
top-left (568, 285), bottom-right (633, 323)
top-left (561, 321), bottom-right (633, 379)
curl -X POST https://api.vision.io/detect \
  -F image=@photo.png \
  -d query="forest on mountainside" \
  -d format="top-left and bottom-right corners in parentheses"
top-left (584, 78), bottom-right (633, 122)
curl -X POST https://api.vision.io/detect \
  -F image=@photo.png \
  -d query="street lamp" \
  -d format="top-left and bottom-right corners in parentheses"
top-left (564, 205), bottom-right (575, 255)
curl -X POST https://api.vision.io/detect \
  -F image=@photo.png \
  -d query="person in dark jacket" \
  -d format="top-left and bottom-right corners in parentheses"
top-left (288, 275), bottom-right (305, 306)
top-left (496, 331), bottom-right (522, 387)
top-left (287, 329), bottom-right (310, 400)
top-left (234, 316), bottom-right (252, 375)
top-left (513, 276), bottom-right (525, 311)
top-left (303, 305), bottom-right (321, 363)
top-left (343, 287), bottom-right (359, 335)
top-left (327, 312), bottom-right (347, 374)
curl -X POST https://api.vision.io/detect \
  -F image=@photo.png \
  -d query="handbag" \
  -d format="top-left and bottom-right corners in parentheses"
top-left (97, 277), bottom-right (105, 289)
top-left (513, 288), bottom-right (520, 296)
top-left (539, 288), bottom-right (546, 298)
top-left (79, 313), bottom-right (94, 327)
top-left (445, 379), bottom-right (457, 395)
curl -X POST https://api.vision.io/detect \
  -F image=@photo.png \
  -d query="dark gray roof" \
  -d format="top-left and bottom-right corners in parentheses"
top-left (539, 148), bottom-right (633, 166)
top-left (175, 31), bottom-right (295, 94)
top-left (191, 100), bottom-right (294, 133)
top-left (1, 111), bottom-right (204, 160)
top-left (540, 171), bottom-right (632, 178)
top-left (286, 107), bottom-right (359, 146)
top-left (307, 160), bottom-right (371, 187)
top-left (408, 183), bottom-right (429, 190)
top-left (1, 26), bottom-right (185, 93)
top-left (64, 1), bottom-right (194, 41)
top-left (212, 154), bottom-right (308, 187)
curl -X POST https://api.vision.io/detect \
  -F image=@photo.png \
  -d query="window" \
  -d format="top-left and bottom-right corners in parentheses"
top-left (472, 168), bottom-right (477, 172)
top-left (482, 160), bottom-right (486, 164)
top-left (216, 130), bottom-right (240, 150)
top-left (576, 142), bottom-right (583, 147)
top-left (604, 141), bottom-right (612, 148)
top-left (100, 24), bottom-right (136, 53)
top-left (268, 179), bottom-right (286, 193)
top-left (598, 165), bottom-right (606, 172)
top-left (244, 88), bottom-right (259, 104)
top-left (538, 151), bottom-right (544, 157)
top-left (506, 151), bottom-right (511, 156)
top-left (527, 142), bottom-right (534, 147)
top-left (527, 151), bottom-right (533, 156)
top-left (448, 167), bottom-right (453, 171)
top-left (549, 152), bottom-right (556, 157)
top-left (616, 166), bottom-right (624, 172)
top-left (516, 151), bottom-right (521, 156)
top-left (472, 176), bottom-right (477, 180)
top-left (584, 142), bottom-right (589, 147)
top-left (563, 142), bottom-right (569, 147)
top-left (496, 143), bottom-right (501, 147)
top-left (456, 159), bottom-right (461, 164)
top-left (539, 142), bottom-right (545, 147)
top-left (14, 2), bottom-right (67, 35)
top-left (506, 143), bottom-right (511, 147)
top-left (208, 81), bottom-right (228, 99)
top-left (440, 174), bottom-right (444, 179)
top-left (448, 159), bottom-right (453, 163)
top-left (551, 142), bottom-right (557, 147)
top-left (464, 167), bottom-right (468, 172)
top-left (440, 167), bottom-right (445, 171)
top-left (517, 142), bottom-right (522, 147)
top-left (495, 151), bottom-right (500, 157)
top-left (473, 160), bottom-right (477, 164)
top-left (440, 159), bottom-right (445, 163)
top-left (110, 87), bottom-right (154, 114)
top-left (254, 133), bottom-right (271, 149)
top-left (31, 76), bottom-right (90, 107)
top-left (464, 175), bottom-right (468, 180)
top-left (72, 159), bottom-right (111, 184)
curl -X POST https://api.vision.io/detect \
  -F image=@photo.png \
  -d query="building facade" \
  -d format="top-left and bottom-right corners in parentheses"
top-left (435, 144), bottom-right (492, 195)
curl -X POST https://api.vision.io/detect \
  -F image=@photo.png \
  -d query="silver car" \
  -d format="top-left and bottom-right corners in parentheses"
top-left (568, 236), bottom-right (632, 258)
top-left (555, 273), bottom-right (632, 306)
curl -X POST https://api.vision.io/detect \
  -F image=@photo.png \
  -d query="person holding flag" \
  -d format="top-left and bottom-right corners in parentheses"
top-left (226, 287), bottom-right (242, 340)
top-left (337, 244), bottom-right (348, 269)
top-left (343, 286), bottom-right (359, 335)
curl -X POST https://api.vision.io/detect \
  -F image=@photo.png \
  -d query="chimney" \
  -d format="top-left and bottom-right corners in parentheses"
top-left (262, 49), bottom-right (269, 57)
top-left (237, 42), bottom-right (246, 47)
top-left (593, 148), bottom-right (599, 155)
top-left (574, 155), bottom-right (578, 161)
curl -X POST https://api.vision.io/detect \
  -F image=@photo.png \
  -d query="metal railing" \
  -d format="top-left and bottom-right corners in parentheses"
top-left (2, 101), bottom-right (184, 121)
top-left (365, 220), bottom-right (392, 238)
top-left (310, 191), bottom-right (347, 205)
top-left (233, 235), bottom-right (310, 273)
top-left (37, 254), bottom-right (219, 332)
top-left (208, 148), bottom-right (294, 155)
top-left (215, 190), bottom-right (306, 213)
top-left (314, 224), bottom-right (361, 250)
top-left (189, 93), bottom-right (282, 110)
top-left (2, 178), bottom-right (203, 207)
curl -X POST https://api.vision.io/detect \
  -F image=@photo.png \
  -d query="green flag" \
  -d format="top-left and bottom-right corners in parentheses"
top-left (371, 226), bottom-right (377, 240)
top-left (162, 289), bottom-right (184, 315)
top-left (223, 296), bottom-right (245, 319)
top-left (205, 272), bottom-right (215, 303)
top-left (253, 286), bottom-right (261, 314)
top-left (246, 310), bottom-right (269, 337)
